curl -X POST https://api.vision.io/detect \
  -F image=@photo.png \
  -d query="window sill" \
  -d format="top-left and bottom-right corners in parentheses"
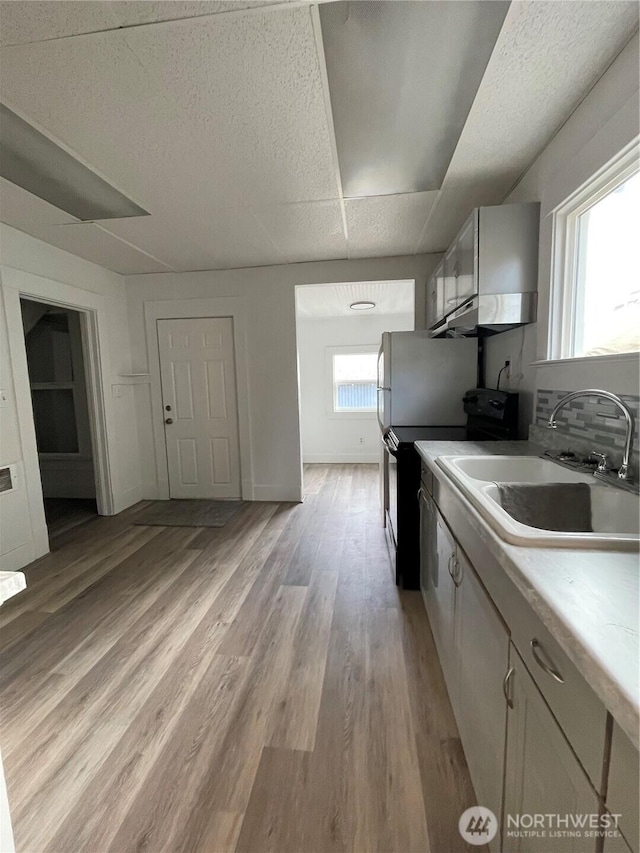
top-left (326, 411), bottom-right (377, 420)
top-left (532, 352), bottom-right (640, 368)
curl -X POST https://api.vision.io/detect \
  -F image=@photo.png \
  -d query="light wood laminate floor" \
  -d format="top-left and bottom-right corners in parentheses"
top-left (0, 465), bottom-right (479, 853)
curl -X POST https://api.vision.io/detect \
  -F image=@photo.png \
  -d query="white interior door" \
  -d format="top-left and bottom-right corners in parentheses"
top-left (157, 317), bottom-right (241, 499)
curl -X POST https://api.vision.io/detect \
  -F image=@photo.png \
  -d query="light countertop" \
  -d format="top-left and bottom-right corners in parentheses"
top-left (415, 439), bottom-right (640, 749)
top-left (0, 571), bottom-right (26, 607)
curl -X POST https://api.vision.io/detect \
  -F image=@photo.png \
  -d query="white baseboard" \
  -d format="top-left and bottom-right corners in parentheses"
top-left (252, 484), bottom-right (303, 502)
top-left (141, 482), bottom-right (161, 501)
top-left (139, 483), bottom-right (301, 503)
top-left (303, 454), bottom-right (380, 464)
top-left (112, 484), bottom-right (144, 515)
top-left (0, 542), bottom-right (36, 572)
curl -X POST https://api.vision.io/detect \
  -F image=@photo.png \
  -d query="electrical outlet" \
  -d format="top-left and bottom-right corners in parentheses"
top-left (505, 359), bottom-right (511, 378)
top-left (358, 436), bottom-right (365, 445)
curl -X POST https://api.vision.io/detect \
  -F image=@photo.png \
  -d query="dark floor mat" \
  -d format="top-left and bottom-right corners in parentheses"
top-left (134, 499), bottom-right (245, 528)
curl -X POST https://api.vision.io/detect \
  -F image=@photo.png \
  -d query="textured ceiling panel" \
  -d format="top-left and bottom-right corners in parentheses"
top-left (0, 1), bottom-right (294, 46)
top-left (0, 177), bottom-right (78, 230)
top-left (0, 8), bottom-right (337, 211)
top-left (0, 0), bottom-right (637, 273)
top-left (418, 0), bottom-right (640, 251)
top-left (320, 0), bottom-right (509, 198)
top-left (99, 214), bottom-right (225, 272)
top-left (185, 206), bottom-right (288, 270)
top-left (0, 31), bottom-right (185, 210)
top-left (296, 280), bottom-right (414, 318)
top-left (346, 191), bottom-right (438, 259)
top-left (119, 9), bottom-right (337, 207)
top-left (254, 201), bottom-right (347, 263)
top-left (22, 222), bottom-right (173, 274)
top-left (0, 5), bottom-right (342, 270)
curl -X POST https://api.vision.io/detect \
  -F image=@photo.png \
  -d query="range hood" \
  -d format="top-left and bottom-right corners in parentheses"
top-left (428, 202), bottom-right (540, 337)
top-left (433, 291), bottom-right (538, 337)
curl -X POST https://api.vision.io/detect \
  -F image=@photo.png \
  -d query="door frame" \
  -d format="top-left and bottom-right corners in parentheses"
top-left (144, 297), bottom-right (253, 501)
top-left (1, 266), bottom-right (115, 561)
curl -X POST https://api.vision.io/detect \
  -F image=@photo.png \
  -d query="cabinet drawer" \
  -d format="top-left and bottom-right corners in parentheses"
top-left (511, 605), bottom-right (607, 789)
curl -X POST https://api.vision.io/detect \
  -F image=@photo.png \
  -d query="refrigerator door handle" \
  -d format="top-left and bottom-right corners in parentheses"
top-left (376, 387), bottom-right (385, 433)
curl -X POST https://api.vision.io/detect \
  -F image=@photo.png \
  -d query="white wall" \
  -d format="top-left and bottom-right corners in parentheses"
top-left (125, 255), bottom-right (437, 502)
top-left (485, 32), bottom-right (640, 432)
top-left (0, 224), bottom-right (140, 569)
top-left (298, 312), bottom-right (414, 463)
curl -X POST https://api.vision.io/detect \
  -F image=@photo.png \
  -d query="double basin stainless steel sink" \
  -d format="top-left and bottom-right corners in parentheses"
top-left (437, 455), bottom-right (640, 551)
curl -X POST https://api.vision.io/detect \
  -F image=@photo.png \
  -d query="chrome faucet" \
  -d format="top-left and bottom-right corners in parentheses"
top-left (547, 389), bottom-right (634, 481)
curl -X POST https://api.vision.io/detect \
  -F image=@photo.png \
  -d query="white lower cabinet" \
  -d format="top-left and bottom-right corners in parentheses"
top-left (423, 507), bottom-right (457, 699)
top-left (605, 723), bottom-right (639, 853)
top-left (420, 468), bottom-right (630, 853)
top-left (503, 646), bottom-right (600, 853)
top-left (454, 546), bottom-right (509, 844)
top-left (420, 499), bottom-right (509, 850)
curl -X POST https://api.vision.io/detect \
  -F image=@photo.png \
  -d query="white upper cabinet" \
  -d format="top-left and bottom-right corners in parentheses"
top-left (426, 202), bottom-right (539, 331)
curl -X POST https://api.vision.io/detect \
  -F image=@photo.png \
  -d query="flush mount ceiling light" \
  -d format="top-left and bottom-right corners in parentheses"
top-left (350, 300), bottom-right (376, 310)
top-left (0, 103), bottom-right (149, 221)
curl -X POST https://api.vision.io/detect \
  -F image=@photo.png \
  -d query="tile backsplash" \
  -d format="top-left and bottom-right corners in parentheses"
top-left (530, 389), bottom-right (639, 479)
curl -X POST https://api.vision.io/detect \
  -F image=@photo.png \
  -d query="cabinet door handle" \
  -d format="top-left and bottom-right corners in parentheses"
top-left (447, 553), bottom-right (455, 580)
top-left (530, 639), bottom-right (565, 684)
top-left (452, 558), bottom-right (463, 588)
top-left (503, 666), bottom-right (515, 709)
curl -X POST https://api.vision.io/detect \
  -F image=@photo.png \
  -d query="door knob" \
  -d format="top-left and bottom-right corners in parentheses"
top-left (165, 418), bottom-right (173, 425)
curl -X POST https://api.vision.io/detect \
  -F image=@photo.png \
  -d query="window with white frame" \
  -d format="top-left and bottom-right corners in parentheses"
top-left (331, 351), bottom-right (378, 413)
top-left (552, 145), bottom-right (640, 359)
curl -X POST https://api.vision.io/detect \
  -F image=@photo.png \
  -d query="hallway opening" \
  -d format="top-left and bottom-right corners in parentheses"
top-left (20, 298), bottom-right (98, 541)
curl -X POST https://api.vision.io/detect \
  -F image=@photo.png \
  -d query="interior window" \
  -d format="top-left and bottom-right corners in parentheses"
top-left (333, 352), bottom-right (378, 412)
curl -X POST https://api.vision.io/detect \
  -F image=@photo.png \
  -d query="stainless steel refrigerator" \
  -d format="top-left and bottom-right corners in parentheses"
top-left (376, 331), bottom-right (478, 431)
top-left (377, 331), bottom-right (478, 589)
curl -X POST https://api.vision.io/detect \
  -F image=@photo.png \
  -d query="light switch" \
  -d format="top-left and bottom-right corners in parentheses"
top-left (111, 384), bottom-right (123, 398)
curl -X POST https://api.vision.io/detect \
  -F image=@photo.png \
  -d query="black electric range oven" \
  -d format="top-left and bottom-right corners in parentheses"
top-left (382, 388), bottom-right (518, 589)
